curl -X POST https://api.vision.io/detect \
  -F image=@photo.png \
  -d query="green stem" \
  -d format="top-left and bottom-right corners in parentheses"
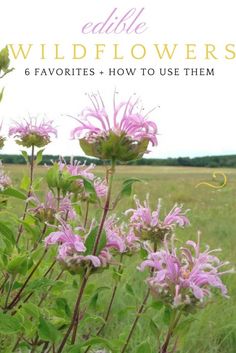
top-left (120, 288), bottom-right (150, 353)
top-left (84, 254), bottom-right (124, 353)
top-left (16, 145), bottom-right (35, 244)
top-left (57, 159), bottom-right (116, 352)
top-left (83, 201), bottom-right (89, 228)
top-left (92, 158), bottom-right (116, 256)
top-left (4, 274), bottom-right (15, 310)
top-left (160, 311), bottom-right (182, 353)
top-left (120, 241), bottom-right (157, 353)
top-left (56, 269), bottom-right (90, 353)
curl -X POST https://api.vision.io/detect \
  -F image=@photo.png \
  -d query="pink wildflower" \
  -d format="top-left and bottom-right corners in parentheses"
top-left (44, 221), bottom-right (112, 270)
top-left (44, 222), bottom-right (86, 259)
top-left (59, 158), bottom-right (108, 199)
top-left (105, 216), bottom-right (139, 253)
top-left (125, 196), bottom-right (189, 242)
top-left (28, 191), bottom-right (76, 223)
top-left (9, 117), bottom-right (57, 147)
top-left (139, 235), bottom-right (233, 308)
top-left (0, 161), bottom-right (11, 191)
top-left (71, 92), bottom-right (158, 161)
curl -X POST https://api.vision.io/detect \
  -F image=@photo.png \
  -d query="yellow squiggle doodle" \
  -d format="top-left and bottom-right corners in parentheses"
top-left (195, 172), bottom-right (227, 189)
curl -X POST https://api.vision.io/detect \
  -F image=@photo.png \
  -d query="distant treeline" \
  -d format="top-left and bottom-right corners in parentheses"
top-left (0, 154), bottom-right (236, 168)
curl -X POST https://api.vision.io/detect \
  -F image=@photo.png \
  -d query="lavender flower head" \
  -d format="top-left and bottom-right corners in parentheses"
top-left (105, 216), bottom-right (139, 254)
top-left (0, 161), bottom-right (11, 191)
top-left (125, 195), bottom-right (190, 243)
top-left (9, 117), bottom-right (57, 147)
top-left (28, 191), bottom-right (76, 223)
top-left (71, 92), bottom-right (158, 161)
top-left (44, 221), bottom-right (112, 273)
top-left (58, 158), bottom-right (108, 199)
top-left (139, 234), bottom-right (233, 309)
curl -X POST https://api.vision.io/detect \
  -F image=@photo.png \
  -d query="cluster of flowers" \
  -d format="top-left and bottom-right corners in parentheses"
top-left (139, 234), bottom-right (233, 308)
top-left (44, 217), bottom-right (138, 272)
top-left (43, 194), bottom-right (190, 275)
top-left (2, 92), bottom-right (232, 317)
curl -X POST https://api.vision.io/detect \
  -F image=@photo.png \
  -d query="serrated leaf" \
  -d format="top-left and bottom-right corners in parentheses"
top-left (38, 316), bottom-right (60, 343)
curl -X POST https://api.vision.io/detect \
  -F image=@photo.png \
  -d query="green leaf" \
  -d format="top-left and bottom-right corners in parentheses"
top-left (0, 187), bottom-right (27, 200)
top-left (33, 177), bottom-right (44, 190)
top-left (35, 149), bottom-right (44, 165)
top-left (125, 283), bottom-right (135, 297)
top-left (163, 307), bottom-right (172, 325)
top-left (68, 175), bottom-right (97, 200)
top-left (46, 163), bottom-right (60, 189)
top-left (7, 254), bottom-right (29, 275)
top-left (20, 175), bottom-right (30, 190)
top-left (0, 221), bottom-right (15, 244)
top-left (38, 316), bottom-right (60, 343)
top-left (25, 278), bottom-right (55, 293)
top-left (149, 319), bottom-right (161, 338)
top-left (0, 312), bottom-right (23, 334)
top-left (84, 226), bottom-right (106, 256)
top-left (89, 292), bottom-right (99, 310)
top-left (137, 341), bottom-right (152, 353)
top-left (140, 247), bottom-right (148, 260)
top-left (150, 300), bottom-right (164, 311)
top-left (18, 220), bottom-right (39, 240)
top-left (80, 336), bottom-right (115, 350)
top-left (21, 150), bottom-right (29, 163)
top-left (21, 302), bottom-right (40, 321)
top-left (54, 298), bottom-right (71, 318)
top-left (0, 46), bottom-right (10, 72)
top-left (174, 317), bottom-right (195, 335)
top-left (121, 178), bottom-right (143, 197)
top-left (68, 345), bottom-right (82, 353)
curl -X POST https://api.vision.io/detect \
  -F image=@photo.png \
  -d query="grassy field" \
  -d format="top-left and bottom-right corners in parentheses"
top-left (2, 164), bottom-right (236, 353)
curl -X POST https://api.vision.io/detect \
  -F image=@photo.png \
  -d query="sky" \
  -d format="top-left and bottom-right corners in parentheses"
top-left (0, 0), bottom-right (236, 158)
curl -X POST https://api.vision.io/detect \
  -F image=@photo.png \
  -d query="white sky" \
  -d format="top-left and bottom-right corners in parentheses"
top-left (0, 0), bottom-right (236, 158)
